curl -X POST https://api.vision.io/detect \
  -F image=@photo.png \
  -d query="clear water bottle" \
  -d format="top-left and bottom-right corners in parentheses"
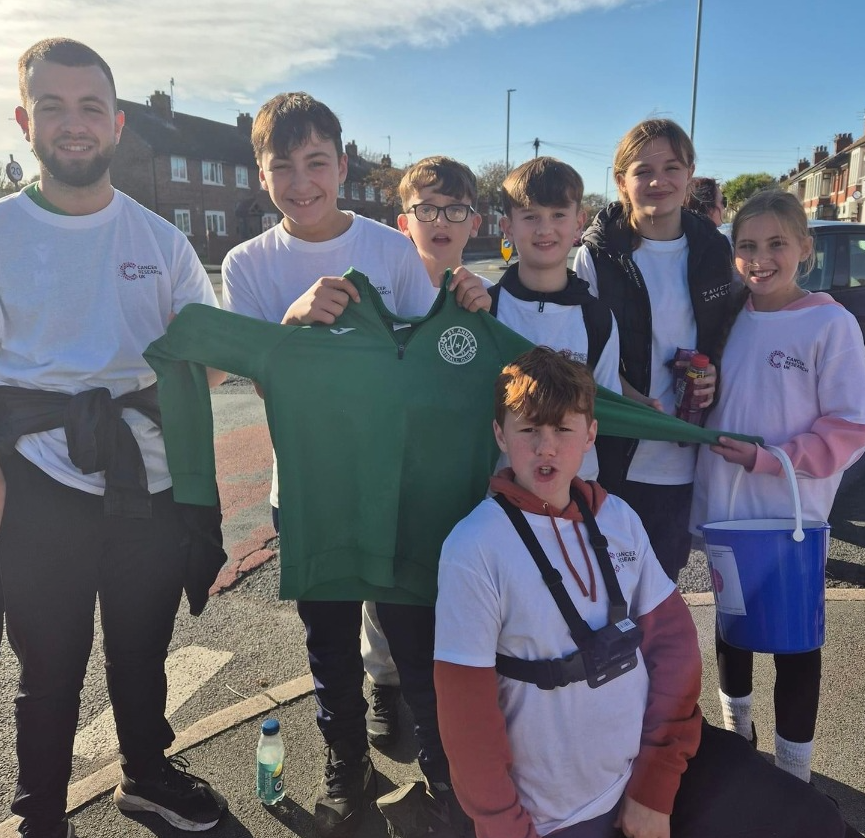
top-left (256, 718), bottom-right (285, 805)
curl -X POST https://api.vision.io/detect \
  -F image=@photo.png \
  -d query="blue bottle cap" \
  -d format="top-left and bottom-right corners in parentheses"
top-left (261, 718), bottom-right (280, 735)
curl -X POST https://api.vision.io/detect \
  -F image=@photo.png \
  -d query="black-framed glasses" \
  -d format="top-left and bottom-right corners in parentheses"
top-left (407, 203), bottom-right (475, 223)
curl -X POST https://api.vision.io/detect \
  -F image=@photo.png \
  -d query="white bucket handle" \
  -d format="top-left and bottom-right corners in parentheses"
top-left (728, 445), bottom-right (805, 542)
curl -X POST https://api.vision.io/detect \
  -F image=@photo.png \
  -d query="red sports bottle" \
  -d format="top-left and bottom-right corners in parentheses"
top-left (675, 353), bottom-right (710, 425)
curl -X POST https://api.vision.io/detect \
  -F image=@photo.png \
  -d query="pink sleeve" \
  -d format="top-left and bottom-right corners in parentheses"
top-left (626, 591), bottom-right (703, 814)
top-left (752, 416), bottom-right (865, 478)
top-left (434, 662), bottom-right (539, 838)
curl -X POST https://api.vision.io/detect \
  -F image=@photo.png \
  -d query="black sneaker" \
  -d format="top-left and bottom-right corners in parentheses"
top-left (377, 781), bottom-right (475, 838)
top-left (366, 683), bottom-right (401, 749)
top-left (314, 741), bottom-right (376, 838)
top-left (428, 781), bottom-right (475, 838)
top-left (18, 818), bottom-right (75, 838)
top-left (113, 755), bottom-right (227, 831)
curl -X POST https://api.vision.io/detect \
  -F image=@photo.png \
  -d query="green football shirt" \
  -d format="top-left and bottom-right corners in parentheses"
top-left (145, 269), bottom-right (759, 605)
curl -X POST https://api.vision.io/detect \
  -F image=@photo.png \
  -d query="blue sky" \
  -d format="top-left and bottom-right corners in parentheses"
top-left (4, 0), bottom-right (865, 197)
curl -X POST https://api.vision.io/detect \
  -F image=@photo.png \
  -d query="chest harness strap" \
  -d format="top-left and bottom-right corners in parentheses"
top-left (493, 489), bottom-right (642, 690)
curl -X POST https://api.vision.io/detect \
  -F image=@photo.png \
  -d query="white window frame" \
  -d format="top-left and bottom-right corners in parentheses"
top-left (174, 209), bottom-right (192, 235)
top-left (365, 185), bottom-right (375, 201)
top-left (171, 155), bottom-right (188, 182)
top-left (338, 183), bottom-right (345, 198)
top-left (235, 165), bottom-right (249, 189)
top-left (262, 213), bottom-right (279, 231)
top-left (205, 210), bottom-right (227, 236)
top-left (202, 161), bottom-right (224, 186)
top-left (350, 182), bottom-right (360, 200)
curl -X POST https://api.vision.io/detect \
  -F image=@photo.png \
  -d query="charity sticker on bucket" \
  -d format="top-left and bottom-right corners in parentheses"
top-left (705, 544), bottom-right (746, 616)
top-left (700, 445), bottom-right (829, 654)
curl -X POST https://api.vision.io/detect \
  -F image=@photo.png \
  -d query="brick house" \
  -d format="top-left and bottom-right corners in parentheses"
top-left (111, 92), bottom-right (403, 263)
top-left (780, 129), bottom-right (865, 222)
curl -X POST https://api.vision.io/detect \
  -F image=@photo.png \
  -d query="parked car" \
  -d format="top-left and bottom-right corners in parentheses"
top-left (799, 221), bottom-right (865, 339)
top-left (721, 220), bottom-right (865, 337)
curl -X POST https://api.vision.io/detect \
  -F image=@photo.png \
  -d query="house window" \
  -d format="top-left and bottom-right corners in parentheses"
top-left (171, 156), bottom-right (188, 182)
top-left (350, 182), bottom-right (360, 200)
top-left (365, 185), bottom-right (375, 202)
top-left (262, 213), bottom-right (279, 231)
top-left (205, 210), bottom-right (226, 236)
top-left (174, 209), bottom-right (192, 235)
top-left (202, 161), bottom-right (224, 185)
top-left (338, 183), bottom-right (345, 198)
top-left (236, 165), bottom-right (249, 188)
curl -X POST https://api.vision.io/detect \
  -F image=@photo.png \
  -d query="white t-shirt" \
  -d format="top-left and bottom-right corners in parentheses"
top-left (574, 238), bottom-right (697, 484)
top-left (435, 495), bottom-right (675, 835)
top-left (0, 189), bottom-right (218, 493)
top-left (222, 212), bottom-right (437, 506)
top-left (493, 287), bottom-right (622, 480)
top-left (691, 294), bottom-right (865, 530)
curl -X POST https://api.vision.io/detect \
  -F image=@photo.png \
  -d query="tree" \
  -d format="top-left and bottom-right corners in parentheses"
top-left (723, 173), bottom-right (778, 211)
top-left (364, 162), bottom-right (406, 226)
top-left (475, 160), bottom-right (507, 210)
top-left (580, 192), bottom-right (607, 226)
top-left (0, 171), bottom-right (36, 198)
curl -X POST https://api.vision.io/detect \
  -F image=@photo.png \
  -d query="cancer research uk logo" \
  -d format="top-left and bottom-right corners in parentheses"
top-left (767, 350), bottom-right (809, 373)
top-left (118, 262), bottom-right (162, 281)
top-left (438, 326), bottom-right (478, 365)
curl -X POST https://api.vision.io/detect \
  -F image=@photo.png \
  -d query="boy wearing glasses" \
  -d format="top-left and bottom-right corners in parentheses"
top-left (397, 156), bottom-right (491, 295)
top-left (222, 92), bottom-right (484, 838)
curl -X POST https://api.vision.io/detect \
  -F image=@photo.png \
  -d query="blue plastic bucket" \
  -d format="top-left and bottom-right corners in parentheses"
top-left (699, 446), bottom-right (829, 654)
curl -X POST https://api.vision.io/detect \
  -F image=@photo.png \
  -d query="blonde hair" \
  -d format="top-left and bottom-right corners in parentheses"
top-left (732, 189), bottom-right (816, 278)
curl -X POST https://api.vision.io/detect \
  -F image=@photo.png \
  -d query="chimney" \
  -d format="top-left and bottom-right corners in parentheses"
top-left (345, 140), bottom-right (358, 159)
top-left (798, 158), bottom-right (810, 173)
top-left (237, 112), bottom-right (253, 136)
top-left (149, 90), bottom-right (172, 120)
top-left (381, 154), bottom-right (392, 168)
top-left (813, 145), bottom-right (828, 165)
top-left (834, 133), bottom-right (853, 154)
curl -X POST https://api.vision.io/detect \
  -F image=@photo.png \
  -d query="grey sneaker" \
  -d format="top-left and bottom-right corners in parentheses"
top-left (366, 683), bottom-right (401, 748)
top-left (314, 741), bottom-right (376, 838)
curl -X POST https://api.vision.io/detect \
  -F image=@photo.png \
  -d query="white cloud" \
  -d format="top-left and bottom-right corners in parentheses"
top-left (0, 0), bottom-right (632, 176)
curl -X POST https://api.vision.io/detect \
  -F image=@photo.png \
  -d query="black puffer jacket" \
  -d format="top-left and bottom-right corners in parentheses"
top-left (581, 202), bottom-right (733, 396)
top-left (581, 202), bottom-right (733, 490)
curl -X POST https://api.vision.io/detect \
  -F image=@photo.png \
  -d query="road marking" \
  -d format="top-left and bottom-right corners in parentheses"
top-left (73, 645), bottom-right (233, 760)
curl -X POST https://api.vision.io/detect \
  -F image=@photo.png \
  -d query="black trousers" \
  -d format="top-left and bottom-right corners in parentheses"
top-left (618, 481), bottom-right (694, 583)
top-left (552, 723), bottom-right (846, 838)
top-left (0, 451), bottom-right (186, 828)
top-left (296, 599), bottom-right (448, 784)
top-left (717, 628), bottom-right (822, 742)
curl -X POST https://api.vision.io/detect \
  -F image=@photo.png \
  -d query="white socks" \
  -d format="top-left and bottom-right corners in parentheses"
top-left (774, 733), bottom-right (813, 782)
top-left (718, 689), bottom-right (755, 741)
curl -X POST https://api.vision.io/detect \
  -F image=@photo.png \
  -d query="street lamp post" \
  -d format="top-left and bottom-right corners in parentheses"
top-left (689, 0), bottom-right (703, 141)
top-left (505, 88), bottom-right (516, 173)
top-left (604, 166), bottom-right (612, 205)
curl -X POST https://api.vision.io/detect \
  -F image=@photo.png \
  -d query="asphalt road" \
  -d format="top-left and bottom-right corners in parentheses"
top-left (0, 257), bottom-right (863, 834)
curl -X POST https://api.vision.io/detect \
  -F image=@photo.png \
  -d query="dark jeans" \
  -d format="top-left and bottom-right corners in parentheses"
top-left (618, 481), bottom-right (693, 583)
top-left (0, 452), bottom-right (186, 828)
top-left (295, 599), bottom-right (448, 784)
top-left (552, 723), bottom-right (846, 838)
top-left (717, 628), bottom-right (822, 742)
